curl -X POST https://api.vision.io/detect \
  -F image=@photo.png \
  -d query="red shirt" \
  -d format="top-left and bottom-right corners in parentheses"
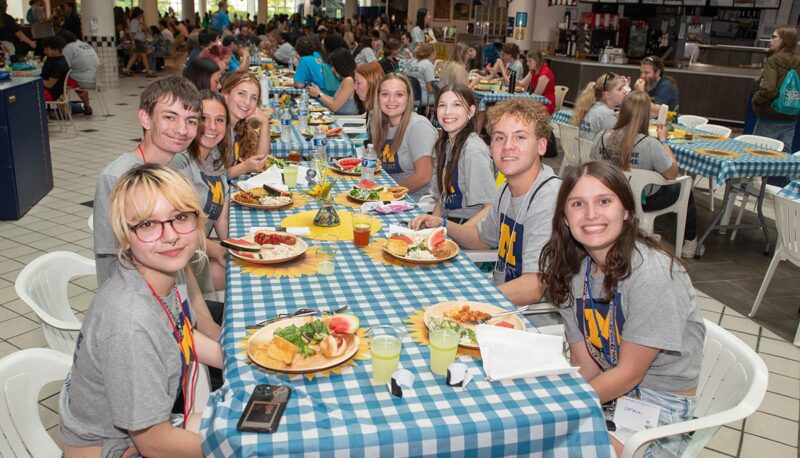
top-left (530, 62), bottom-right (556, 115)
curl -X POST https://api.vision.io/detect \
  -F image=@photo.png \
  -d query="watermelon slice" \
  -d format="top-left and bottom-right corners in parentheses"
top-left (494, 321), bottom-right (514, 329)
top-left (221, 238), bottom-right (261, 252)
top-left (356, 179), bottom-right (380, 190)
top-left (425, 227), bottom-right (447, 251)
top-left (338, 158), bottom-right (361, 171)
top-left (328, 313), bottom-right (359, 334)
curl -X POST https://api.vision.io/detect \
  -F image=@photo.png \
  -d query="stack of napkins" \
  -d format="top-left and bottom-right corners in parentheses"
top-left (237, 164), bottom-right (309, 190)
top-left (475, 325), bottom-right (577, 381)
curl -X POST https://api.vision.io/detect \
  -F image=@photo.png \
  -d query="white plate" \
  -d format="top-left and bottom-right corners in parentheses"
top-left (228, 231), bottom-right (308, 265)
top-left (231, 192), bottom-right (293, 210)
top-left (382, 239), bottom-right (460, 264)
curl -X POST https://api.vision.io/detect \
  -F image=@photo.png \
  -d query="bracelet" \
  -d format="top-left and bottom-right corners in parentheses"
top-left (660, 140), bottom-right (669, 145)
top-left (441, 217), bottom-right (447, 228)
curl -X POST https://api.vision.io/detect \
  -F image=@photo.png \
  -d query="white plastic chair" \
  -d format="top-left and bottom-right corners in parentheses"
top-left (417, 194), bottom-right (436, 213)
top-left (727, 135), bottom-right (787, 240)
top-left (87, 213), bottom-right (93, 232)
top-left (14, 251), bottom-right (95, 354)
top-left (577, 137), bottom-right (594, 164)
top-left (0, 348), bottom-right (72, 458)
top-left (694, 124), bottom-right (732, 138)
top-left (677, 115), bottom-right (708, 128)
top-left (749, 193), bottom-right (800, 345)
top-left (45, 69), bottom-right (78, 137)
top-left (625, 170), bottom-right (692, 257)
top-left (557, 124), bottom-right (581, 177)
top-left (85, 62), bottom-right (109, 118)
top-left (332, 112), bottom-right (366, 126)
top-left (554, 85), bottom-right (569, 111)
top-left (620, 319), bottom-right (768, 458)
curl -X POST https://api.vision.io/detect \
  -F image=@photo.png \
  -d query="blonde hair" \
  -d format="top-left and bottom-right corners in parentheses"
top-left (370, 73), bottom-right (416, 155)
top-left (572, 72), bottom-right (625, 126)
top-left (487, 98), bottom-right (551, 140)
top-left (607, 90), bottom-right (651, 171)
top-left (415, 43), bottom-right (435, 60)
top-left (438, 61), bottom-right (468, 87)
top-left (109, 164), bottom-right (207, 265)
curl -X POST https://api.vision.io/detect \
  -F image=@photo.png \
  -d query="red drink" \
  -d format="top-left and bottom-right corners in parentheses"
top-left (353, 225), bottom-right (371, 247)
top-left (288, 150), bottom-right (301, 163)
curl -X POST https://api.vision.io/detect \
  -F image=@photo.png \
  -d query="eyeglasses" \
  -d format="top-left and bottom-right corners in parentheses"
top-left (129, 211), bottom-right (199, 243)
top-left (602, 72), bottom-right (616, 91)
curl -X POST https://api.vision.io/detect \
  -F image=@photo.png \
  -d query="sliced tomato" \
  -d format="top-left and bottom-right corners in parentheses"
top-left (494, 321), bottom-right (514, 329)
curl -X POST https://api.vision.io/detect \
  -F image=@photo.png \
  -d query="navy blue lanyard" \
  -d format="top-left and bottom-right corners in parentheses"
top-left (583, 256), bottom-right (616, 368)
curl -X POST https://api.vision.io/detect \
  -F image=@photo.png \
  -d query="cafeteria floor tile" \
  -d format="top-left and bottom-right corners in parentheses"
top-left (0, 71), bottom-right (796, 456)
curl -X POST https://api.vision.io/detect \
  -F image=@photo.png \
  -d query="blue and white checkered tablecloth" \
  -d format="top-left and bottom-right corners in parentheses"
top-left (249, 55), bottom-right (275, 66)
top-left (200, 174), bottom-right (614, 457)
top-left (551, 109), bottom-right (800, 186)
top-left (777, 180), bottom-right (800, 200)
top-left (270, 105), bottom-right (357, 158)
top-left (552, 109), bottom-right (573, 126)
top-left (476, 91), bottom-right (550, 111)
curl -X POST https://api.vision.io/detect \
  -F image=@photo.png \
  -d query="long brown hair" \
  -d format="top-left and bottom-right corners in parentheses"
top-left (355, 62), bottom-right (384, 113)
top-left (571, 72), bottom-right (625, 126)
top-left (607, 90), bottom-right (650, 171)
top-left (187, 90), bottom-right (231, 171)
top-left (219, 70), bottom-right (261, 160)
top-left (773, 25), bottom-right (799, 54)
top-left (370, 73), bottom-right (416, 154)
top-left (433, 84), bottom-right (477, 201)
top-left (539, 161), bottom-right (677, 305)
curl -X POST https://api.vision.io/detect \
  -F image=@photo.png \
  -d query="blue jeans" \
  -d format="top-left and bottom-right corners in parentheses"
top-left (754, 118), bottom-right (796, 186)
top-left (609, 387), bottom-right (696, 458)
top-left (753, 118), bottom-right (795, 153)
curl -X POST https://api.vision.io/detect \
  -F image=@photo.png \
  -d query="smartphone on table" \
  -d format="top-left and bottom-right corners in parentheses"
top-left (237, 384), bottom-right (292, 433)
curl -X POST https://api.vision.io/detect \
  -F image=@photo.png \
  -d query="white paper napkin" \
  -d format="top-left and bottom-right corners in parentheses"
top-left (386, 224), bottom-right (438, 238)
top-left (475, 325), bottom-right (578, 381)
top-left (237, 165), bottom-right (309, 191)
top-left (249, 226), bottom-right (311, 236)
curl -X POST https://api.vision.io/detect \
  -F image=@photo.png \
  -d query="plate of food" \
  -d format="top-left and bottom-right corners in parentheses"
top-left (330, 158), bottom-right (382, 176)
top-left (742, 148), bottom-right (784, 158)
top-left (269, 127), bottom-right (281, 139)
top-left (307, 114), bottom-right (336, 125)
top-left (382, 228), bottom-right (460, 264)
top-left (423, 301), bottom-right (525, 348)
top-left (247, 313), bottom-right (361, 373)
top-left (231, 186), bottom-right (293, 210)
top-left (223, 231), bottom-right (308, 265)
top-left (694, 148), bottom-right (740, 159)
top-left (309, 106), bottom-right (327, 113)
top-left (346, 179), bottom-right (408, 202)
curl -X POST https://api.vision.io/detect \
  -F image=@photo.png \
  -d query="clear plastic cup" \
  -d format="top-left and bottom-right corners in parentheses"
top-left (429, 328), bottom-right (460, 375)
top-left (369, 325), bottom-right (404, 384)
top-left (315, 234), bottom-right (338, 275)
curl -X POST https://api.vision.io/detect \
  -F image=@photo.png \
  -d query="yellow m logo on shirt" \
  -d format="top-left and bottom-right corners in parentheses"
top-left (582, 308), bottom-right (621, 349)
top-left (206, 178), bottom-right (225, 206)
top-left (497, 222), bottom-right (517, 267)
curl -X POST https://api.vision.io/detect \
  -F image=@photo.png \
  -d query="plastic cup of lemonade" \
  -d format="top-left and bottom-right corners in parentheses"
top-left (352, 211), bottom-right (373, 247)
top-left (429, 328), bottom-right (461, 375)
top-left (284, 163), bottom-right (298, 190)
top-left (369, 325), bottom-right (404, 384)
top-left (315, 234), bottom-right (338, 275)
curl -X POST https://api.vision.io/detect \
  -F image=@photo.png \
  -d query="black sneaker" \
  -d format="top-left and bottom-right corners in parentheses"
top-left (83, 106), bottom-right (93, 116)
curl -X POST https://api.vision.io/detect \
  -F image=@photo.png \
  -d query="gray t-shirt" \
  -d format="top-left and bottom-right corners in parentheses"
top-left (381, 112), bottom-right (437, 200)
top-left (93, 152), bottom-right (144, 287)
top-left (273, 42), bottom-right (298, 65)
top-left (477, 164), bottom-right (560, 285)
top-left (507, 59), bottom-right (524, 77)
top-left (411, 26), bottom-right (425, 48)
top-left (59, 263), bottom-right (193, 457)
top-left (579, 103), bottom-right (617, 141)
top-left (591, 131), bottom-right (673, 195)
top-left (355, 47), bottom-right (377, 65)
top-left (429, 133), bottom-right (496, 220)
top-left (63, 41), bottom-right (100, 88)
top-left (559, 242), bottom-right (705, 392)
top-left (170, 149), bottom-right (229, 236)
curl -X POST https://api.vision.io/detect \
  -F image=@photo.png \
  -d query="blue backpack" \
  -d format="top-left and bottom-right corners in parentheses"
top-left (771, 68), bottom-right (800, 116)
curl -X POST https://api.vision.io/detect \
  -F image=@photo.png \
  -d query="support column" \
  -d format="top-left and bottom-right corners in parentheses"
top-left (81, 0), bottom-right (119, 88)
top-left (257, 0), bottom-right (267, 25)
top-left (344, 0), bottom-right (357, 21)
top-left (181, 0), bottom-right (195, 23)
top-left (246, 0), bottom-right (255, 20)
top-left (140, 0), bottom-right (159, 29)
top-left (506, 0), bottom-right (534, 53)
top-left (199, 0), bottom-right (207, 17)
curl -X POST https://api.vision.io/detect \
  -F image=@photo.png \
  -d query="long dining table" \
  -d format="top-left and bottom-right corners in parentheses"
top-left (199, 169), bottom-right (614, 456)
top-left (552, 108), bottom-right (800, 256)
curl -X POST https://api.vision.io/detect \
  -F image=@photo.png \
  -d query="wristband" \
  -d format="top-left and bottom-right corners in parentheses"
top-left (660, 140), bottom-right (669, 145)
top-left (441, 217), bottom-right (447, 228)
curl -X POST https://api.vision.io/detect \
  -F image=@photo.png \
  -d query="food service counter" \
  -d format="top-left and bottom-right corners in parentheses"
top-left (548, 56), bottom-right (762, 124)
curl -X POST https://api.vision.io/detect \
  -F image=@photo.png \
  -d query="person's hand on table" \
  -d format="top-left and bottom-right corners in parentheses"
top-left (409, 214), bottom-right (442, 230)
top-left (243, 154), bottom-right (268, 173)
top-left (634, 78), bottom-right (646, 92)
top-left (307, 83), bottom-right (321, 98)
top-left (656, 124), bottom-right (668, 142)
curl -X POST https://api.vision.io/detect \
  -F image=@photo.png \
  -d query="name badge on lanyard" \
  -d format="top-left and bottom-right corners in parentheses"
top-left (613, 396), bottom-right (662, 432)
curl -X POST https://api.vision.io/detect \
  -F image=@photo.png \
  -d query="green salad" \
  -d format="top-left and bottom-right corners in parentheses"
top-left (274, 319), bottom-right (329, 357)
top-left (348, 186), bottom-right (383, 201)
top-left (429, 318), bottom-right (476, 345)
